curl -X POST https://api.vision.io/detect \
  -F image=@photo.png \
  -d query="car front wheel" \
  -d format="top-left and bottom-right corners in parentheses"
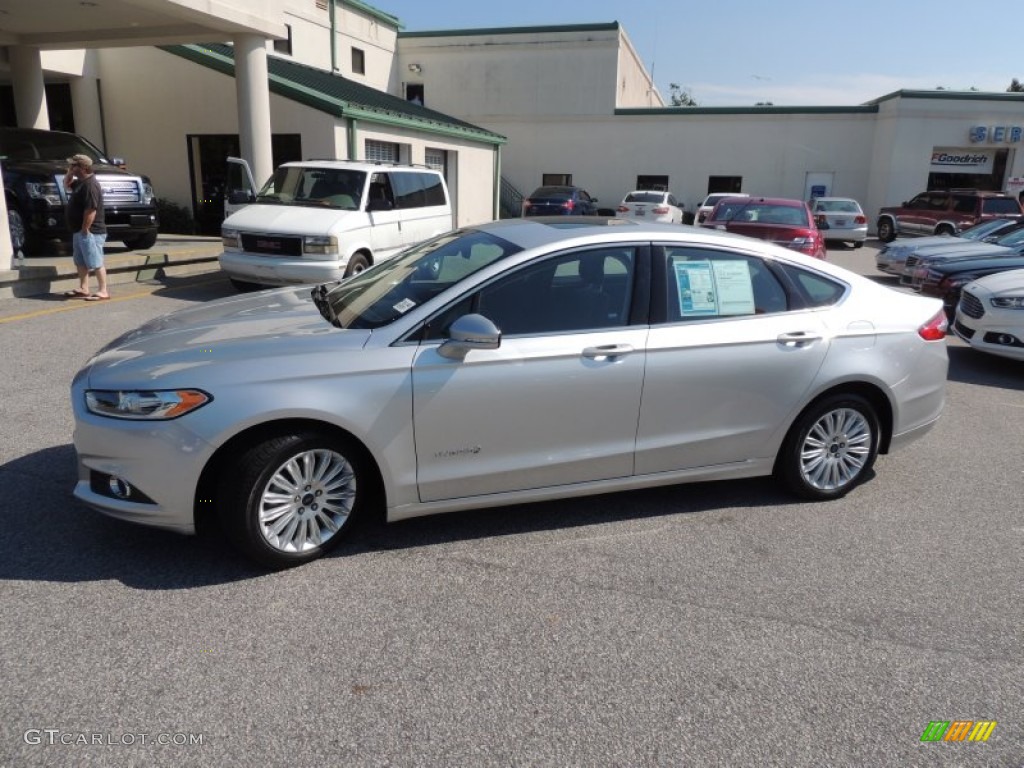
top-left (219, 432), bottom-right (366, 568)
top-left (775, 394), bottom-right (879, 501)
top-left (876, 218), bottom-right (896, 243)
top-left (344, 252), bottom-right (370, 277)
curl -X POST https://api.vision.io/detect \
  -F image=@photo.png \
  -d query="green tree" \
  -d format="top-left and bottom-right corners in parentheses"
top-left (668, 83), bottom-right (698, 107)
top-left (1009, 78), bottom-right (1024, 92)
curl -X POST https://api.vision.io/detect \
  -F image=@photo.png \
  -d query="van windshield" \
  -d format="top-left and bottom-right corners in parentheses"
top-left (257, 166), bottom-right (365, 210)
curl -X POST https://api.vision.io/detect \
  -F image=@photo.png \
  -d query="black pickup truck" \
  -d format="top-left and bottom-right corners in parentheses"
top-left (1, 127), bottom-right (159, 254)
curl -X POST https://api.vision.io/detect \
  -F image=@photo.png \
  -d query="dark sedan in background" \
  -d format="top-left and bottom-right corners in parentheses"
top-left (522, 185), bottom-right (600, 217)
top-left (916, 251), bottom-right (1024, 319)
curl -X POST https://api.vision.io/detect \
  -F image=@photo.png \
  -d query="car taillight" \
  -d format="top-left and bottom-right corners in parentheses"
top-left (653, 206), bottom-right (669, 214)
top-left (616, 205), bottom-right (630, 212)
top-left (918, 310), bottom-right (948, 340)
top-left (562, 200), bottom-right (575, 212)
top-left (854, 215), bottom-right (867, 224)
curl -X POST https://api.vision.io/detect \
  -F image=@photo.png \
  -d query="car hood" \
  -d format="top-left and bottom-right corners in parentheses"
top-left (82, 286), bottom-right (371, 388)
top-left (223, 204), bottom-right (359, 236)
top-left (967, 267), bottom-right (1024, 293)
top-left (913, 241), bottom-right (1009, 259)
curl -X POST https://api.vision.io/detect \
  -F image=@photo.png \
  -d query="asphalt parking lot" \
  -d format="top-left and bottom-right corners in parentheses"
top-left (1, 242), bottom-right (1021, 767)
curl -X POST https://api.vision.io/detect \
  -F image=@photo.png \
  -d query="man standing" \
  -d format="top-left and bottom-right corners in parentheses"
top-left (63, 153), bottom-right (109, 300)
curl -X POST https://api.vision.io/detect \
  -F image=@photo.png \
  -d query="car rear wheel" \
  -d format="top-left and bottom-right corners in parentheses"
top-left (219, 432), bottom-right (366, 568)
top-left (775, 394), bottom-right (879, 501)
top-left (934, 224), bottom-right (955, 237)
top-left (344, 252), bottom-right (370, 277)
top-left (876, 218), bottom-right (896, 243)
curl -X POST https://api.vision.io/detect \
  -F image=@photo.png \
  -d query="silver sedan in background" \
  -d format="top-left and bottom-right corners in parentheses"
top-left (71, 219), bottom-right (949, 568)
top-left (810, 197), bottom-right (868, 248)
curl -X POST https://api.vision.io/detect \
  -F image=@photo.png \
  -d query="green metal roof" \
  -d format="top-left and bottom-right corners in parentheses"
top-left (399, 22), bottom-right (620, 39)
top-left (865, 89), bottom-right (1024, 105)
top-left (160, 43), bottom-right (505, 145)
top-left (616, 105), bottom-right (878, 117)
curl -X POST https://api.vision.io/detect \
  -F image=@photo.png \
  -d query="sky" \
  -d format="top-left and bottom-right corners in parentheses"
top-left (372, 0), bottom-right (1018, 107)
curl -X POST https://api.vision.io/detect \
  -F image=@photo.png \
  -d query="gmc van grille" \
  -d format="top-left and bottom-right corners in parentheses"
top-left (241, 233), bottom-right (303, 257)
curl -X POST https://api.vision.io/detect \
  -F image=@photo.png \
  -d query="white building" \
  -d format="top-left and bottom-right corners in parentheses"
top-left (2, 2), bottom-right (1023, 271)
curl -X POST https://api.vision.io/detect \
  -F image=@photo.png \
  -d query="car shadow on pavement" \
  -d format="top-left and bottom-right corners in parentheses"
top-left (946, 345), bottom-right (1024, 391)
top-left (0, 443), bottom-right (823, 586)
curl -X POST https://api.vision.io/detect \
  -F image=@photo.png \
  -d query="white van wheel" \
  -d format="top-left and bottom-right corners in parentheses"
top-left (345, 253), bottom-right (370, 277)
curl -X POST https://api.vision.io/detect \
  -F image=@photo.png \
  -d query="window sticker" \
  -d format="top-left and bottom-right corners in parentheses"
top-left (673, 259), bottom-right (756, 317)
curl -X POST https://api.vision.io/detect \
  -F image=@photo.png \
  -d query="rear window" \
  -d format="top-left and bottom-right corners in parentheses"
top-left (625, 192), bottom-right (666, 204)
top-left (531, 187), bottom-right (571, 198)
top-left (982, 198), bottom-right (1023, 215)
top-left (710, 202), bottom-right (809, 226)
top-left (815, 200), bottom-right (861, 214)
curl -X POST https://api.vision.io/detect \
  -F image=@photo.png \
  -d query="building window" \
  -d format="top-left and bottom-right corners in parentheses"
top-left (542, 173), bottom-right (572, 186)
top-left (406, 84), bottom-right (424, 106)
top-left (425, 148), bottom-right (447, 176)
top-left (636, 175), bottom-right (669, 191)
top-left (273, 25), bottom-right (292, 55)
top-left (707, 175), bottom-right (743, 194)
top-left (352, 47), bottom-right (365, 76)
top-left (365, 139), bottom-right (399, 164)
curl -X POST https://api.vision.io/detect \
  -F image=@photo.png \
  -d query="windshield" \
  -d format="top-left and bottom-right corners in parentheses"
top-left (994, 227), bottom-right (1024, 247)
top-left (712, 201), bottom-right (809, 226)
top-left (963, 219), bottom-right (1016, 240)
top-left (0, 128), bottom-right (109, 163)
top-left (257, 166), bottom-right (365, 210)
top-left (318, 228), bottom-right (523, 329)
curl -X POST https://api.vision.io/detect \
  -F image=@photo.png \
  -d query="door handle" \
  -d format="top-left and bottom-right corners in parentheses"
top-left (582, 344), bottom-right (634, 360)
top-left (777, 332), bottom-right (822, 347)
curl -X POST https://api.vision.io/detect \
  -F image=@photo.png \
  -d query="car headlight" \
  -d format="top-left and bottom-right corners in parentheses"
top-left (85, 389), bottom-right (211, 420)
top-left (991, 296), bottom-right (1024, 309)
top-left (25, 181), bottom-right (62, 206)
top-left (221, 228), bottom-right (241, 251)
top-left (303, 235), bottom-right (339, 257)
top-left (141, 181), bottom-right (156, 205)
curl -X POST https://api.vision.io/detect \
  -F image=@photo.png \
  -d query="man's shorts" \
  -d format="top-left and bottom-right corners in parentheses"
top-left (72, 231), bottom-right (108, 270)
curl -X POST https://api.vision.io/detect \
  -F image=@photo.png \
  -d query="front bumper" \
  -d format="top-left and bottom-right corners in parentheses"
top-left (219, 251), bottom-right (348, 286)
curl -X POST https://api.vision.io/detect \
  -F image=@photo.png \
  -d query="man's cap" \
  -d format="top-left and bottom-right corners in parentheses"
top-left (67, 154), bottom-right (93, 169)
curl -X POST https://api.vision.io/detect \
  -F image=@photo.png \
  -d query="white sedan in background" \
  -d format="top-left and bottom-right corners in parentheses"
top-left (615, 190), bottom-right (684, 224)
top-left (954, 268), bottom-right (1024, 361)
top-left (810, 197), bottom-right (868, 248)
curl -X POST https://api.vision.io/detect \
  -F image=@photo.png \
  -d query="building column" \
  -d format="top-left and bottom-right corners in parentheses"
top-left (233, 34), bottom-right (274, 189)
top-left (0, 160), bottom-right (13, 272)
top-left (9, 46), bottom-right (50, 129)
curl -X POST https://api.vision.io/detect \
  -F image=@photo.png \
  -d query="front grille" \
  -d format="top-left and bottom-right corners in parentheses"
top-left (905, 255), bottom-right (921, 270)
top-left (959, 290), bottom-right (985, 319)
top-left (240, 233), bottom-right (303, 257)
top-left (953, 319), bottom-right (975, 339)
top-left (97, 177), bottom-right (141, 204)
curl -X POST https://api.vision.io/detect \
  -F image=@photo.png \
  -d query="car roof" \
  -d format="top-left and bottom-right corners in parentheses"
top-left (717, 196), bottom-right (806, 206)
top-left (464, 216), bottom-right (852, 276)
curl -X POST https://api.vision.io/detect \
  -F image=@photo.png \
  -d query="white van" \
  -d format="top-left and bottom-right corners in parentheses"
top-left (219, 158), bottom-right (453, 288)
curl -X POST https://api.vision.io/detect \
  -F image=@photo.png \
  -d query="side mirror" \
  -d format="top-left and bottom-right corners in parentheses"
top-left (228, 190), bottom-right (255, 205)
top-left (438, 314), bottom-right (501, 360)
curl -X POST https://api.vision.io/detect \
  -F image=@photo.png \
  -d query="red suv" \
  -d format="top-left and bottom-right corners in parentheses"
top-left (700, 196), bottom-right (827, 259)
top-left (876, 189), bottom-right (1023, 243)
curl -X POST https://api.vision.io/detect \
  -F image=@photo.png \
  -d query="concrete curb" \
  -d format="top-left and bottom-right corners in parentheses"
top-left (0, 237), bottom-right (222, 300)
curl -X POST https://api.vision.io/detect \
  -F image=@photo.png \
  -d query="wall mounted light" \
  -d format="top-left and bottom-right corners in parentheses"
top-left (408, 63), bottom-right (422, 74)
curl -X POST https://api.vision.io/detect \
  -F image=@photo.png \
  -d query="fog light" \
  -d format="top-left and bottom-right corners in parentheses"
top-left (108, 476), bottom-right (133, 499)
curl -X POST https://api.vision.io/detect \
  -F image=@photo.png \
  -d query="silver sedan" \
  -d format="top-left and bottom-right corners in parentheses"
top-left (71, 218), bottom-right (949, 568)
